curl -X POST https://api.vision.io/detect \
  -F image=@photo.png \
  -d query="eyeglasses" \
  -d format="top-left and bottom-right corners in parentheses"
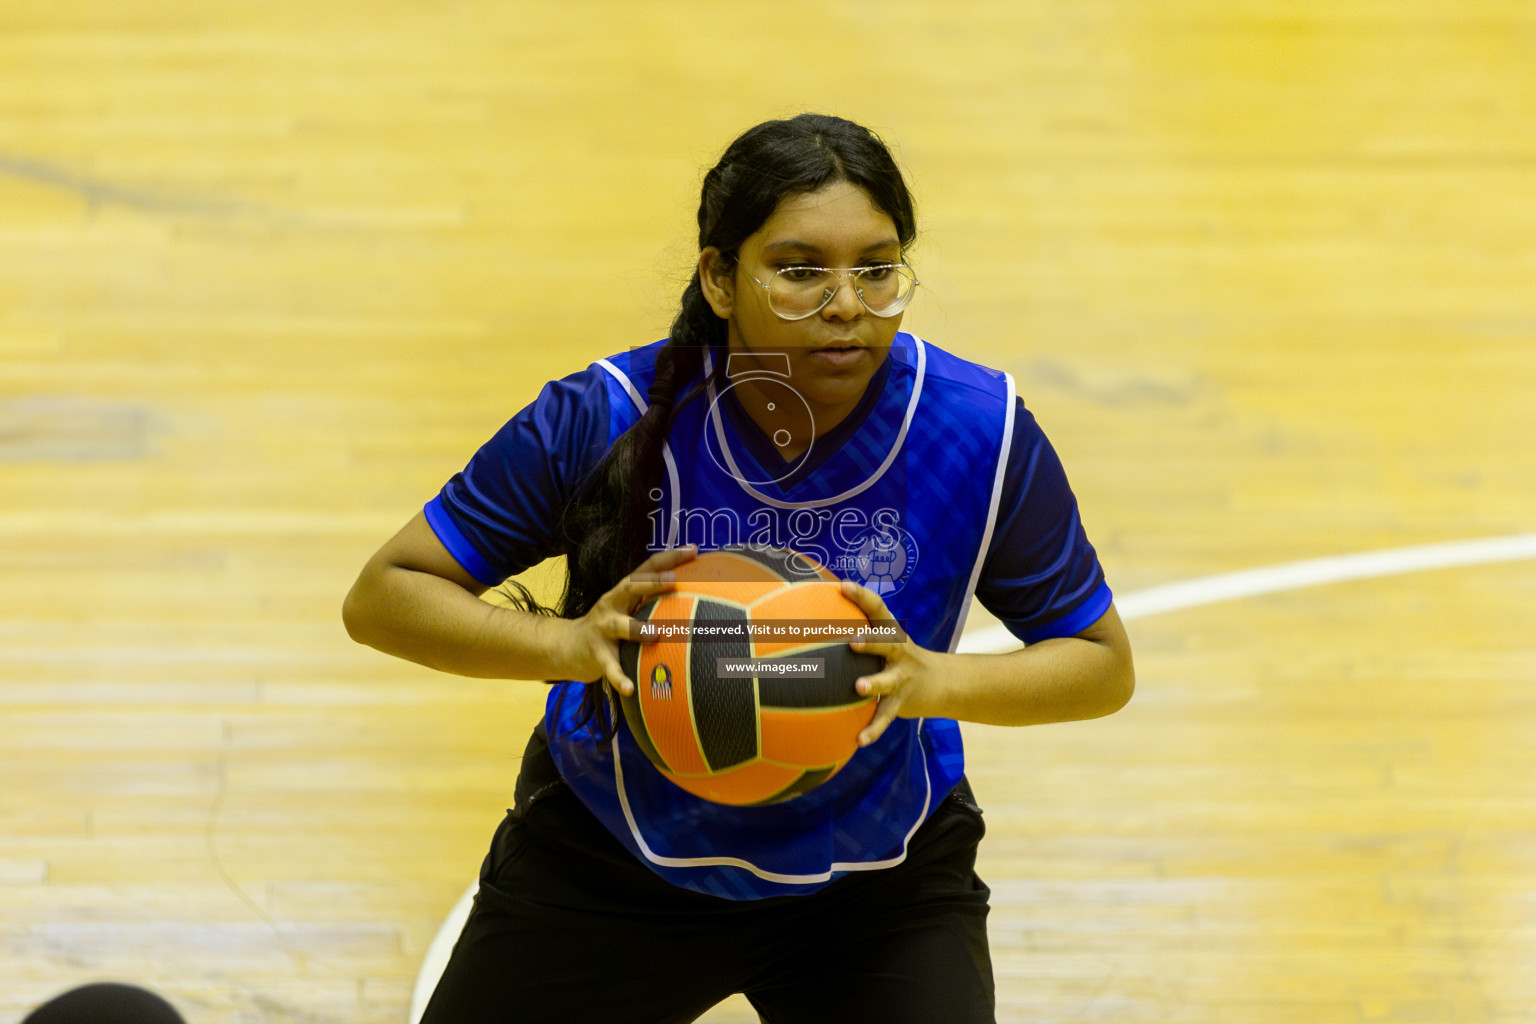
top-left (742, 263), bottom-right (919, 321)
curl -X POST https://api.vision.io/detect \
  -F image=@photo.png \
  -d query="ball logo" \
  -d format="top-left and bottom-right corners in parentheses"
top-left (649, 663), bottom-right (674, 701)
top-left (844, 524), bottom-right (918, 597)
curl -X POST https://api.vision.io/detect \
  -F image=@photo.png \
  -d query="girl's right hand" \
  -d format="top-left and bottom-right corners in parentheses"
top-left (559, 545), bottom-right (698, 695)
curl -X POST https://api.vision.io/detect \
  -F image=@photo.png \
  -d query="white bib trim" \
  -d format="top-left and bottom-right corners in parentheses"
top-left (611, 721), bottom-right (934, 884)
top-left (595, 357), bottom-right (682, 548)
top-left (946, 370), bottom-right (1017, 653)
top-left (699, 336), bottom-right (929, 510)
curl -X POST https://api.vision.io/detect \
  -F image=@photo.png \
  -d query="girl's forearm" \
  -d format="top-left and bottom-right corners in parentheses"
top-left (343, 562), bottom-right (582, 681)
top-left (929, 633), bottom-right (1134, 727)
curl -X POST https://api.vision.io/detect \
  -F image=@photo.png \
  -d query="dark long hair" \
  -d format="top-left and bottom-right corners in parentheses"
top-left (511, 113), bottom-right (918, 736)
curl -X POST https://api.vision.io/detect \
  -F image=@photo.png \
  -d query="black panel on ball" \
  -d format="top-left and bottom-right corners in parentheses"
top-left (726, 543), bottom-right (820, 581)
top-left (755, 766), bottom-right (837, 805)
top-left (689, 599), bottom-right (756, 771)
top-left (617, 594), bottom-right (672, 772)
top-left (618, 683), bottom-right (668, 773)
top-left (758, 645), bottom-right (884, 707)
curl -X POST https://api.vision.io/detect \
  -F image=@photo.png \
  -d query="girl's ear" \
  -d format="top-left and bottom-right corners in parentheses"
top-left (698, 247), bottom-right (734, 318)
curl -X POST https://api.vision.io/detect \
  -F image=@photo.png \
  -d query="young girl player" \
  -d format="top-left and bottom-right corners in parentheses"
top-left (344, 113), bottom-right (1134, 1024)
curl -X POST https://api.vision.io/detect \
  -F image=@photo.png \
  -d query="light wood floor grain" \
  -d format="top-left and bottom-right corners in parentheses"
top-left (2, 2), bottom-right (1533, 1021)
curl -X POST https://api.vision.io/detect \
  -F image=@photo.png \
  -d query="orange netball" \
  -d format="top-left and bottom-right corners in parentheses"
top-left (616, 546), bottom-right (883, 806)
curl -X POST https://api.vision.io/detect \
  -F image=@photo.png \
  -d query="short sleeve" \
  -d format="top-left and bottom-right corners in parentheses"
top-left (973, 399), bottom-right (1111, 643)
top-left (426, 364), bottom-right (613, 585)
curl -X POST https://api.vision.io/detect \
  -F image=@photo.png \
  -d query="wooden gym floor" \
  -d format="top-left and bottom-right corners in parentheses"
top-left (2, 2), bottom-right (1533, 1021)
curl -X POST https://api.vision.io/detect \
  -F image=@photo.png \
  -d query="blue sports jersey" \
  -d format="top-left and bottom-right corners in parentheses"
top-left (426, 333), bottom-right (1110, 899)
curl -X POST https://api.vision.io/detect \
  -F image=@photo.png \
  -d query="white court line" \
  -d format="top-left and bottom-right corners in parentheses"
top-left (410, 532), bottom-right (1536, 1023)
top-left (957, 532), bottom-right (1536, 650)
top-left (412, 883), bottom-right (479, 1019)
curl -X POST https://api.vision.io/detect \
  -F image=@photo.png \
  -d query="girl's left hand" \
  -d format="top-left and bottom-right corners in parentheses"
top-left (839, 579), bottom-right (947, 747)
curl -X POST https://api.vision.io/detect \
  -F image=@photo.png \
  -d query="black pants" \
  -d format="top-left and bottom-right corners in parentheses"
top-left (420, 728), bottom-right (996, 1024)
